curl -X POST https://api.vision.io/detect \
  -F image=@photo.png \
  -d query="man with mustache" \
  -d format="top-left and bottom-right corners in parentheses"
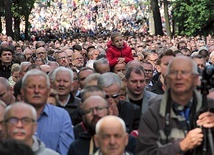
top-left (20, 69), bottom-right (74, 155)
top-left (3, 102), bottom-right (59, 155)
top-left (68, 94), bottom-right (137, 155)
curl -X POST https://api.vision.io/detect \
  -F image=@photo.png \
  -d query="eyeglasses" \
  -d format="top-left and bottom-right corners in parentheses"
top-left (144, 69), bottom-right (153, 73)
top-left (168, 70), bottom-right (193, 78)
top-left (4, 117), bottom-right (36, 126)
top-left (105, 93), bottom-right (120, 99)
top-left (83, 106), bottom-right (109, 115)
top-left (36, 52), bottom-right (46, 55)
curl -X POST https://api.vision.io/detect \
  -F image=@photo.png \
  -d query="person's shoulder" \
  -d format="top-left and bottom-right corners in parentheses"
top-left (42, 148), bottom-right (60, 155)
top-left (45, 104), bottom-right (70, 116)
top-left (119, 100), bottom-right (140, 110)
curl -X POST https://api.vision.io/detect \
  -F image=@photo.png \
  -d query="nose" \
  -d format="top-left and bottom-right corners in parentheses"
top-left (109, 136), bottom-right (116, 145)
top-left (34, 86), bottom-right (39, 93)
top-left (137, 81), bottom-right (141, 87)
top-left (16, 120), bottom-right (24, 127)
top-left (175, 71), bottom-right (182, 79)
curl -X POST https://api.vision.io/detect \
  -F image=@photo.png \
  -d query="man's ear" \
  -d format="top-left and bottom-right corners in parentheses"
top-left (125, 133), bottom-right (129, 146)
top-left (94, 135), bottom-right (99, 147)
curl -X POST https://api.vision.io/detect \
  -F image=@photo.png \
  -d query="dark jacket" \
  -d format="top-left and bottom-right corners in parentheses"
top-left (56, 92), bottom-right (82, 125)
top-left (106, 41), bottom-right (133, 67)
top-left (0, 63), bottom-right (12, 79)
top-left (117, 100), bottom-right (141, 133)
top-left (67, 132), bottom-right (137, 155)
top-left (148, 79), bottom-right (164, 95)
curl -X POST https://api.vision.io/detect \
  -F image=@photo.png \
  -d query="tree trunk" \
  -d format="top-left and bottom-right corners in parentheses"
top-left (14, 17), bottom-right (20, 41)
top-left (0, 16), bottom-right (2, 33)
top-left (3, 0), bottom-right (13, 37)
top-left (150, 0), bottom-right (163, 35)
top-left (25, 15), bottom-right (29, 40)
top-left (163, 0), bottom-right (171, 37)
top-left (148, 0), bottom-right (155, 35)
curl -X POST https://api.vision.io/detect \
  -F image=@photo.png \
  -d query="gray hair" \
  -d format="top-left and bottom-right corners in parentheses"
top-left (22, 69), bottom-right (50, 89)
top-left (97, 72), bottom-right (122, 89)
top-left (95, 115), bottom-right (126, 135)
top-left (93, 58), bottom-right (109, 73)
top-left (84, 73), bottom-right (101, 87)
top-left (0, 100), bottom-right (6, 108)
top-left (80, 85), bottom-right (106, 102)
top-left (51, 66), bottom-right (74, 82)
top-left (4, 102), bottom-right (37, 121)
top-left (0, 77), bottom-right (10, 90)
top-left (166, 56), bottom-right (199, 75)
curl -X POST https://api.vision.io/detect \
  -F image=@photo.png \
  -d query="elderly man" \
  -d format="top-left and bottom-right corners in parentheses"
top-left (52, 67), bottom-right (81, 125)
top-left (0, 77), bottom-right (15, 105)
top-left (20, 69), bottom-right (74, 155)
top-left (94, 115), bottom-right (131, 155)
top-left (136, 56), bottom-right (214, 154)
top-left (97, 72), bottom-right (141, 133)
top-left (0, 100), bottom-right (6, 140)
top-left (3, 102), bottom-right (59, 155)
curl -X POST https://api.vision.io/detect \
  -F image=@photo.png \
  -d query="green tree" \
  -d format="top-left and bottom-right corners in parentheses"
top-left (173, 0), bottom-right (214, 36)
top-left (12, 0), bottom-right (35, 40)
top-left (3, 0), bottom-right (13, 37)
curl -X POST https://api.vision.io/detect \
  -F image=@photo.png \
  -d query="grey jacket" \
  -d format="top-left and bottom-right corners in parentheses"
top-left (32, 136), bottom-right (60, 155)
top-left (126, 89), bottom-right (157, 114)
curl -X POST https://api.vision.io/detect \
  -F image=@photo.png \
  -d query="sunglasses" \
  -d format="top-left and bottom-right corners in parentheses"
top-left (105, 93), bottom-right (120, 99)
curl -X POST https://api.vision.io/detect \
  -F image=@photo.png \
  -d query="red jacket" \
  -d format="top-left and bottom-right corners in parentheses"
top-left (106, 41), bottom-right (134, 67)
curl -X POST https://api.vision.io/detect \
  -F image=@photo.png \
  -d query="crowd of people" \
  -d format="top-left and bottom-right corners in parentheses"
top-left (0, 0), bottom-right (214, 155)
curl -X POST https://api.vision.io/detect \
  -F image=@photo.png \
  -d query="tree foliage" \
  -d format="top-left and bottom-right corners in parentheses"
top-left (173, 0), bottom-right (214, 36)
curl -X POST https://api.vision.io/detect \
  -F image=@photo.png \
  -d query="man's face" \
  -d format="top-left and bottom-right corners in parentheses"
top-left (193, 58), bottom-right (205, 71)
top-left (160, 55), bottom-right (174, 76)
top-left (166, 58), bottom-right (198, 95)
top-left (94, 121), bottom-right (128, 155)
top-left (24, 49), bottom-right (33, 59)
top-left (126, 71), bottom-right (146, 96)
top-left (35, 47), bottom-right (47, 60)
top-left (0, 105), bottom-right (5, 140)
top-left (56, 52), bottom-right (69, 67)
top-left (0, 83), bottom-right (13, 105)
top-left (78, 70), bottom-right (94, 89)
top-left (21, 75), bottom-right (50, 107)
top-left (146, 53), bottom-right (158, 67)
top-left (142, 63), bottom-right (153, 81)
top-left (53, 71), bottom-right (72, 96)
top-left (72, 52), bottom-right (84, 69)
top-left (71, 72), bottom-right (79, 94)
top-left (0, 51), bottom-right (12, 65)
top-left (102, 84), bottom-right (120, 107)
top-left (4, 105), bottom-right (36, 143)
top-left (82, 97), bottom-right (109, 132)
top-left (113, 63), bottom-right (126, 75)
top-left (91, 50), bottom-right (100, 60)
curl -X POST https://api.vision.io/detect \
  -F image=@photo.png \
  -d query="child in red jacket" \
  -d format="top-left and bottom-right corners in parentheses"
top-left (106, 32), bottom-right (134, 68)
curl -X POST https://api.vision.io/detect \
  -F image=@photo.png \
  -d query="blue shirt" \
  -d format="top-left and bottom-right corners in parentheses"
top-left (35, 104), bottom-right (74, 155)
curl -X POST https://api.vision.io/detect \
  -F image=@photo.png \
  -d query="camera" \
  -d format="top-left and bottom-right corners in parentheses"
top-left (202, 65), bottom-right (214, 88)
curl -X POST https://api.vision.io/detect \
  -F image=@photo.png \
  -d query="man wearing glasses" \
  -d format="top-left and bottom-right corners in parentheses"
top-left (68, 95), bottom-right (136, 155)
top-left (35, 47), bottom-right (55, 64)
top-left (137, 56), bottom-right (214, 154)
top-left (3, 102), bottom-right (59, 155)
top-left (97, 72), bottom-right (141, 133)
